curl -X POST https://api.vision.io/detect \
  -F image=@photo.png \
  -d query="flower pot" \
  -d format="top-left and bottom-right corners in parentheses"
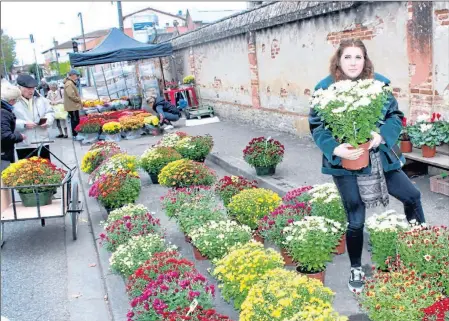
top-left (192, 245), bottom-right (207, 261)
top-left (334, 234), bottom-right (346, 255)
top-left (296, 266), bottom-right (326, 284)
top-left (252, 230), bottom-right (264, 244)
top-left (255, 165), bottom-right (276, 176)
top-left (400, 140), bottom-right (413, 153)
top-left (148, 172), bottom-right (159, 184)
top-left (19, 191), bottom-right (53, 207)
top-left (281, 248), bottom-right (296, 266)
top-left (341, 142), bottom-right (370, 170)
top-left (422, 145), bottom-right (436, 158)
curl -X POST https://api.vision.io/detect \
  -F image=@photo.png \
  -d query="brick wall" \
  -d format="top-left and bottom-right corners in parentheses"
top-left (435, 9), bottom-right (449, 26)
top-left (327, 24), bottom-right (374, 45)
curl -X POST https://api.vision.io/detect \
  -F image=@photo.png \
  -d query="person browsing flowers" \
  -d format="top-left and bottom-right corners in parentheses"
top-left (308, 39), bottom-right (425, 294)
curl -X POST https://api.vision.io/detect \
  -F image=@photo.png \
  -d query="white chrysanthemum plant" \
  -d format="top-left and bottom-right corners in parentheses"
top-left (308, 183), bottom-right (347, 225)
top-left (366, 209), bottom-right (414, 270)
top-left (109, 234), bottom-right (176, 277)
top-left (282, 216), bottom-right (344, 273)
top-left (311, 79), bottom-right (392, 148)
top-left (189, 220), bottom-right (252, 261)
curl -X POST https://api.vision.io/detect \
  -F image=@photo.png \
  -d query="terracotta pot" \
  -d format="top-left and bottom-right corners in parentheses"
top-left (400, 140), bottom-right (413, 153)
top-left (192, 245), bottom-right (207, 261)
top-left (341, 141), bottom-right (371, 170)
top-left (422, 145), bottom-right (436, 158)
top-left (253, 230), bottom-right (264, 244)
top-left (334, 234), bottom-right (346, 255)
top-left (296, 266), bottom-right (326, 284)
top-left (281, 248), bottom-right (296, 266)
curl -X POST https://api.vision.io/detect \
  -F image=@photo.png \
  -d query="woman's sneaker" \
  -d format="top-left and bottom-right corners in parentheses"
top-left (348, 267), bottom-right (365, 294)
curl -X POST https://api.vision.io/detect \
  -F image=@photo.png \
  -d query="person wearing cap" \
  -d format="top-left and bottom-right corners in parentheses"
top-left (63, 69), bottom-right (82, 138)
top-left (1, 84), bottom-right (25, 168)
top-left (13, 74), bottom-right (55, 160)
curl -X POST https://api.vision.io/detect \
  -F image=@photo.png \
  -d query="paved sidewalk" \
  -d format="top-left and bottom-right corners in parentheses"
top-left (73, 117), bottom-right (448, 320)
top-left (1, 138), bottom-right (110, 321)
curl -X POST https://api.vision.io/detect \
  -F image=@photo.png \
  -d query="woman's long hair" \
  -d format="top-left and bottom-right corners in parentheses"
top-left (329, 39), bottom-right (374, 81)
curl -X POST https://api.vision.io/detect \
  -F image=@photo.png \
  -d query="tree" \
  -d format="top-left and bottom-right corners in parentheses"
top-left (49, 61), bottom-right (71, 76)
top-left (27, 63), bottom-right (44, 80)
top-left (0, 29), bottom-right (17, 76)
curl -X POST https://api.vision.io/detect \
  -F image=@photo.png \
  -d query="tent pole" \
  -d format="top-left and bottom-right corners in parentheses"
top-left (101, 66), bottom-right (111, 99)
top-left (158, 57), bottom-right (166, 91)
top-left (135, 60), bottom-right (142, 97)
top-left (120, 61), bottom-right (130, 98)
top-left (91, 66), bottom-right (100, 100)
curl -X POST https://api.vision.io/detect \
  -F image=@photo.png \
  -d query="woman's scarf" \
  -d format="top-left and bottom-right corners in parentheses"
top-left (356, 150), bottom-right (389, 208)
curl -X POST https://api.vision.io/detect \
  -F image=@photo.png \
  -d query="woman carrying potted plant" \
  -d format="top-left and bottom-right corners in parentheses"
top-left (308, 39), bottom-right (426, 294)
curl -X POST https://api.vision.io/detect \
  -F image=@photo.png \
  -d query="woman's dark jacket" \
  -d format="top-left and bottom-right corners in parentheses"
top-left (308, 73), bottom-right (405, 176)
top-left (152, 97), bottom-right (180, 115)
top-left (1, 99), bottom-right (24, 162)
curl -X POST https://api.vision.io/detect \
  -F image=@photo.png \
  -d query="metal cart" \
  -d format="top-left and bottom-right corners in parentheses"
top-left (0, 142), bottom-right (83, 247)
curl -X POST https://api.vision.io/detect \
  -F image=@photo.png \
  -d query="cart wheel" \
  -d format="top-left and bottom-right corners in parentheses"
top-left (0, 222), bottom-right (4, 248)
top-left (70, 179), bottom-right (80, 241)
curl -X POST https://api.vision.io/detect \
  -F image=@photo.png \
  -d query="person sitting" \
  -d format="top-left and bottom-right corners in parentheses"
top-left (147, 95), bottom-right (181, 130)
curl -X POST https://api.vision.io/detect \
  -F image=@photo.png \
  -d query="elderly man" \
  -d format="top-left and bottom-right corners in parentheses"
top-left (63, 69), bottom-right (82, 139)
top-left (13, 74), bottom-right (54, 160)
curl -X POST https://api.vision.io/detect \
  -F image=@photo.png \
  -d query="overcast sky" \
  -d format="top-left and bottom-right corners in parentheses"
top-left (1, 1), bottom-right (247, 65)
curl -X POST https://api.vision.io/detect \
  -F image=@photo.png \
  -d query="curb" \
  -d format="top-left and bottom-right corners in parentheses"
top-left (72, 141), bottom-right (129, 321)
top-left (207, 152), bottom-right (299, 196)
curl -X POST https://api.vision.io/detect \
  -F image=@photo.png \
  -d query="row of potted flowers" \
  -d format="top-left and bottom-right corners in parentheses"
top-left (75, 110), bottom-right (161, 144)
top-left (360, 209), bottom-right (449, 320)
top-left (160, 185), bottom-right (347, 320)
top-left (399, 113), bottom-right (448, 158)
top-left (97, 203), bottom-right (232, 321)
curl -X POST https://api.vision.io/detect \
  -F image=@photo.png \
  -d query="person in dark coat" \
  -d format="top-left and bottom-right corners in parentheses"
top-left (37, 78), bottom-right (50, 97)
top-left (309, 38), bottom-right (425, 295)
top-left (1, 85), bottom-right (25, 167)
top-left (147, 95), bottom-right (181, 130)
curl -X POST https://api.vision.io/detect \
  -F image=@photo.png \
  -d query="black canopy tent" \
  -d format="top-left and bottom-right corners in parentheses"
top-left (69, 28), bottom-right (172, 66)
top-left (68, 28), bottom-right (172, 100)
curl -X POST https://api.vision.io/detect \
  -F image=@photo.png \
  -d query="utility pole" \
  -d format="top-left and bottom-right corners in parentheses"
top-left (117, 1), bottom-right (124, 32)
top-left (29, 34), bottom-right (41, 80)
top-left (53, 37), bottom-right (60, 76)
top-left (77, 12), bottom-right (91, 86)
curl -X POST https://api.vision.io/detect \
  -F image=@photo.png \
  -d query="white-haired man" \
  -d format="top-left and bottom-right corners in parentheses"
top-left (13, 74), bottom-right (54, 160)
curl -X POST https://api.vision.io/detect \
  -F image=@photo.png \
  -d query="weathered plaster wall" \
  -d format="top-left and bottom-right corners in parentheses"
top-left (433, 2), bottom-right (449, 116)
top-left (170, 1), bottom-right (449, 136)
top-left (191, 35), bottom-right (253, 106)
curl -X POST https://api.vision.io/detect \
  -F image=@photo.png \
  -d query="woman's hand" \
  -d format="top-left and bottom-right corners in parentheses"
top-left (333, 143), bottom-right (365, 160)
top-left (369, 131), bottom-right (383, 149)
